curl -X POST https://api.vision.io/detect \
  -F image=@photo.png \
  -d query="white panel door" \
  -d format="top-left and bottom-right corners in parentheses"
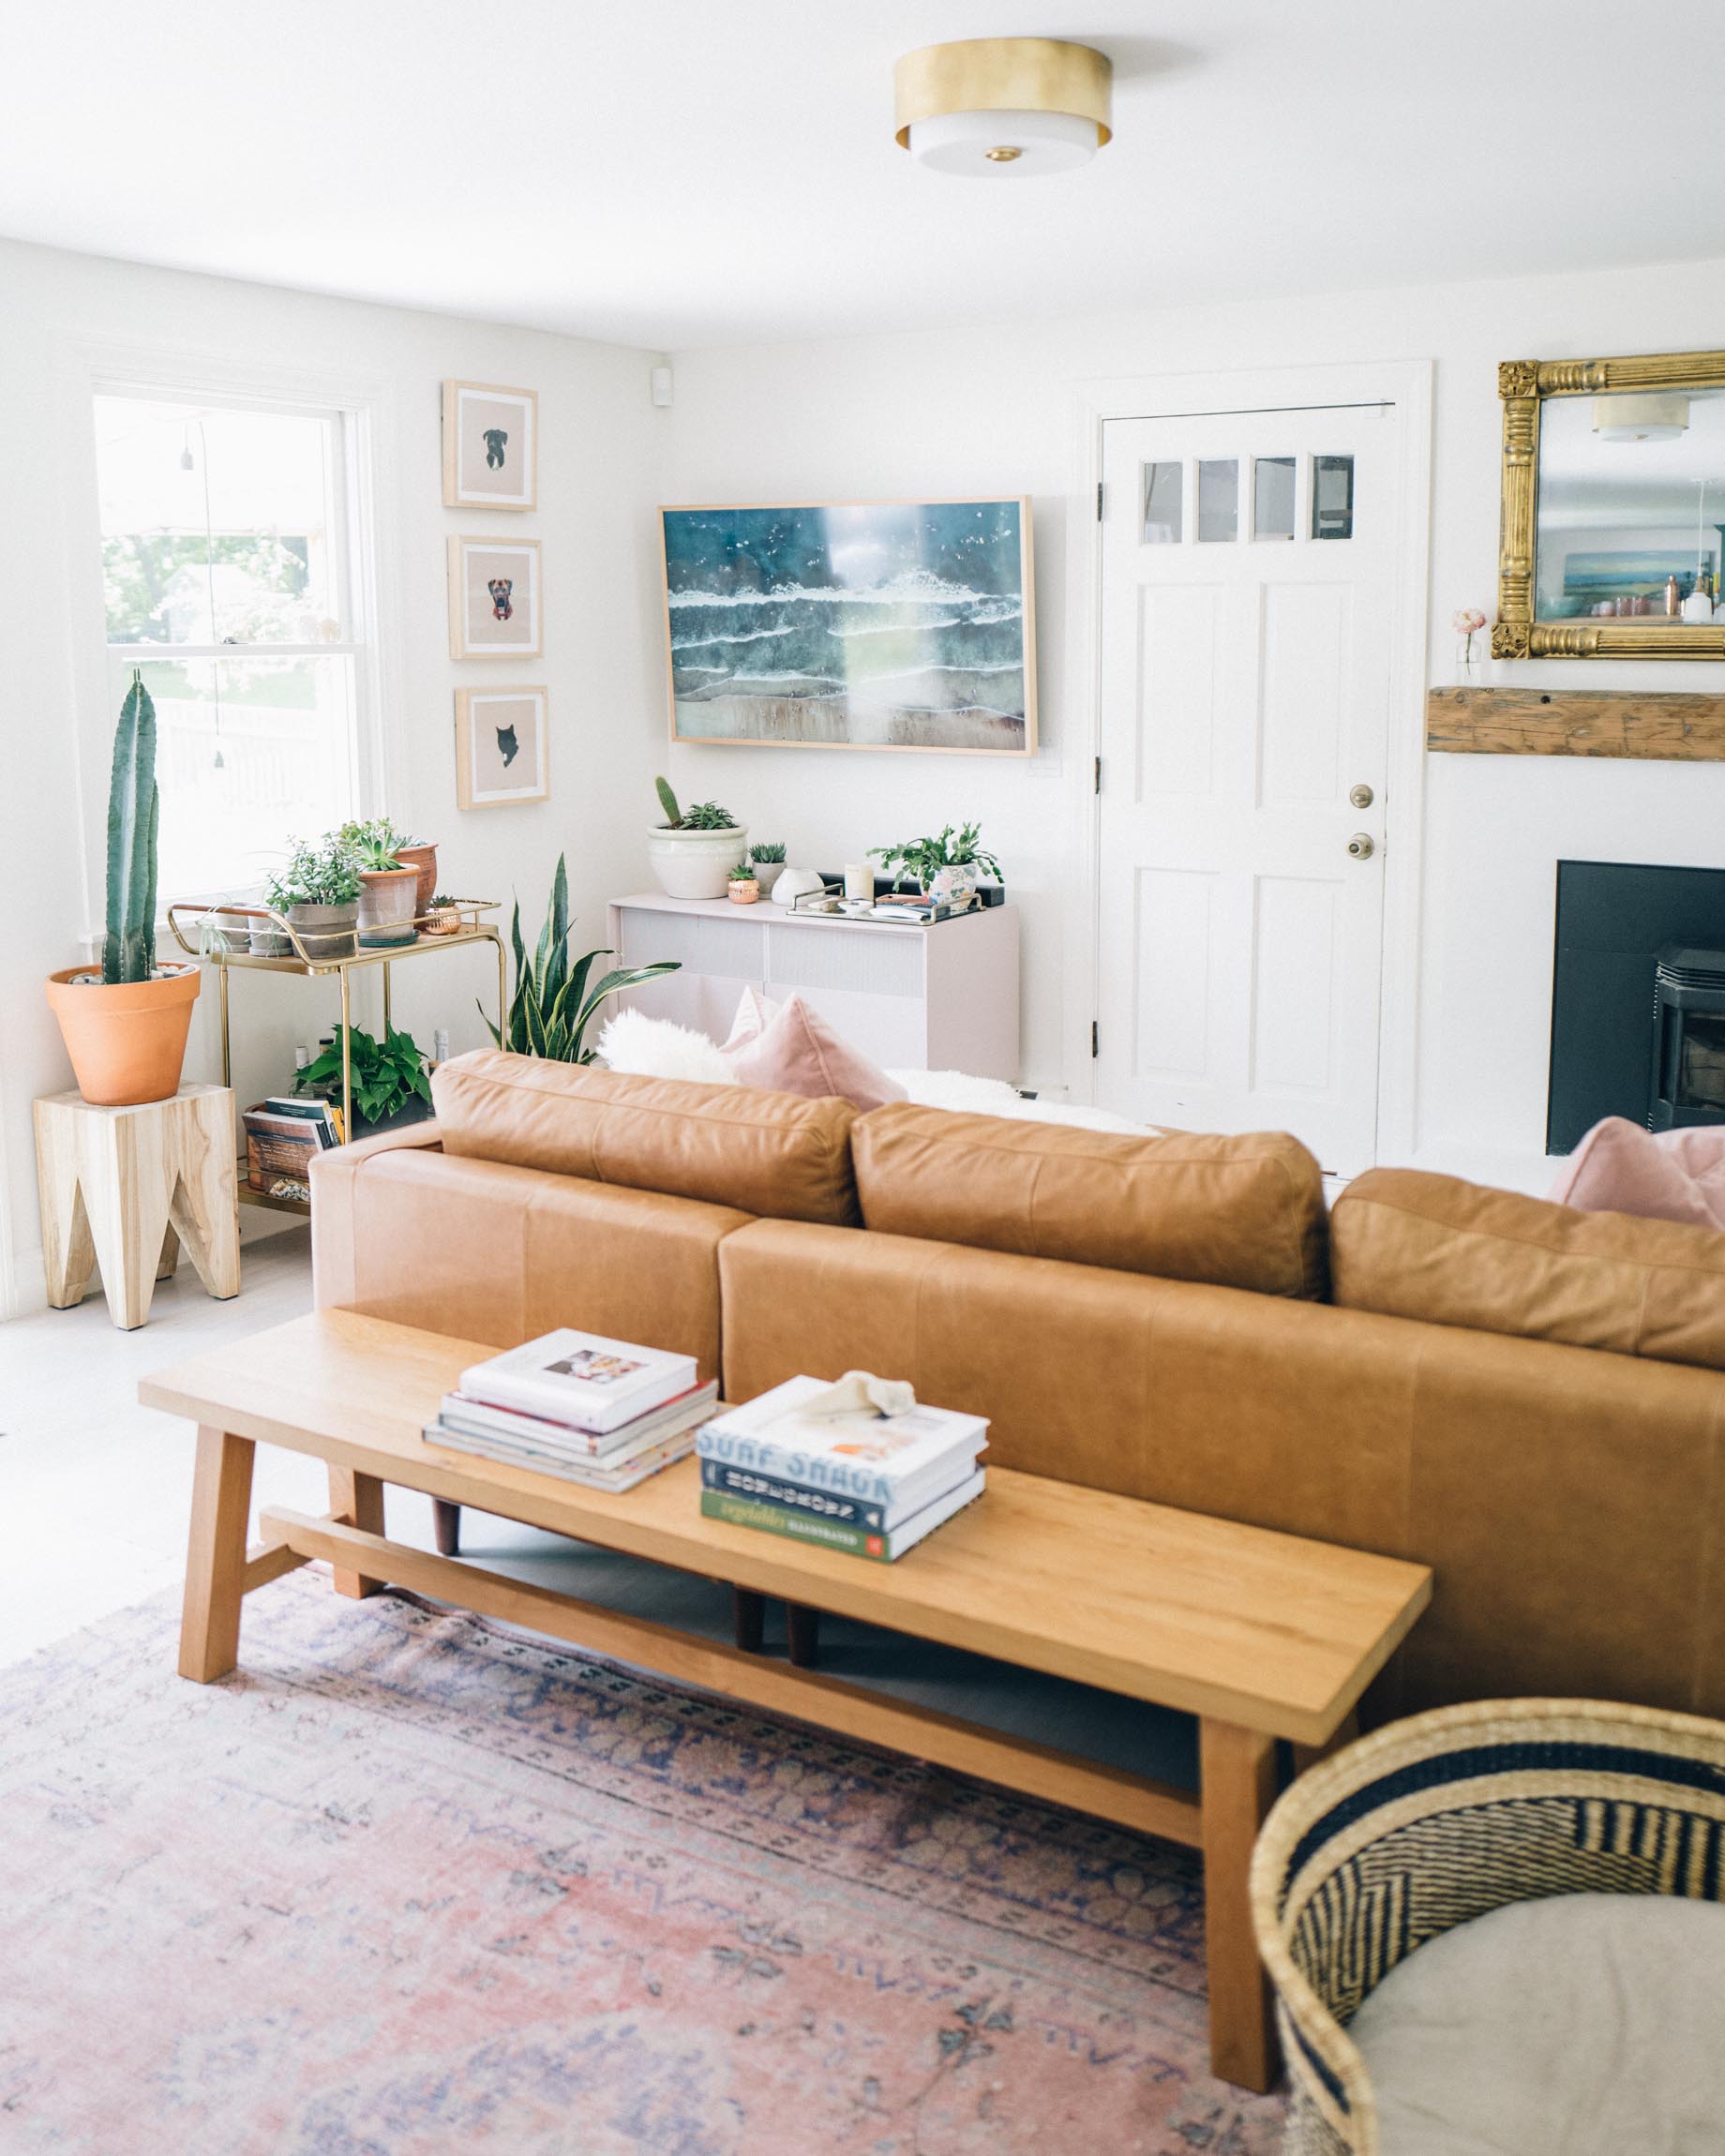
top-left (1095, 408), bottom-right (1398, 1174)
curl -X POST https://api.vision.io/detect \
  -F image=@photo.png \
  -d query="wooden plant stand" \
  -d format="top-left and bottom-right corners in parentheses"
top-left (36, 1083), bottom-right (241, 1330)
top-left (141, 1309), bottom-right (1432, 2094)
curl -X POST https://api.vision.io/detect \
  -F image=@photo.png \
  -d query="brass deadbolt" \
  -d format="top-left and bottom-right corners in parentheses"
top-left (1349, 783), bottom-right (1375, 808)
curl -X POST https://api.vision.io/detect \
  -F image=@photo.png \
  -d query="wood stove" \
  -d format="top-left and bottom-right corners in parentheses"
top-left (1650, 946), bottom-right (1725, 1130)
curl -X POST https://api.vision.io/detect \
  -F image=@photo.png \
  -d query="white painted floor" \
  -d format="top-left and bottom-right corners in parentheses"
top-left (0, 1232), bottom-right (429, 1668)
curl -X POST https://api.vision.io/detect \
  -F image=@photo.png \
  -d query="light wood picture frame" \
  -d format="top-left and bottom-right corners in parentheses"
top-left (447, 535), bottom-right (542, 658)
top-left (455, 687), bottom-right (549, 808)
top-left (442, 380), bottom-right (537, 511)
top-left (659, 496), bottom-right (1037, 755)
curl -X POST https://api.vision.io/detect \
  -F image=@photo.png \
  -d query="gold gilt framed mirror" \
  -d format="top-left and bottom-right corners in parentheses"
top-left (1495, 350), bottom-right (1725, 657)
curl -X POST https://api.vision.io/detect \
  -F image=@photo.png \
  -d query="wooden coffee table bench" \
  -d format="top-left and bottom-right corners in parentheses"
top-left (141, 1309), bottom-right (1431, 2094)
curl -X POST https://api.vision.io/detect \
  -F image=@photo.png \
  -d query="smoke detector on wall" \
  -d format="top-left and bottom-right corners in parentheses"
top-left (893, 37), bottom-right (1113, 178)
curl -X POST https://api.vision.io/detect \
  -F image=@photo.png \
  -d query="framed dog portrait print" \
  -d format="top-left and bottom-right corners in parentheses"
top-left (455, 687), bottom-right (549, 808)
top-left (447, 535), bottom-right (542, 657)
top-left (442, 381), bottom-right (537, 510)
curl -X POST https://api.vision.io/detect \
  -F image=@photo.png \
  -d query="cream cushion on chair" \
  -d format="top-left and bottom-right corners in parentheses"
top-left (1348, 1894), bottom-right (1725, 2156)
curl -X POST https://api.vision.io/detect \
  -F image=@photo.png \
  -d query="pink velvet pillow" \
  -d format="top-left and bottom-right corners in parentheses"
top-left (1547, 1115), bottom-right (1725, 1230)
top-left (724, 992), bottom-right (908, 1112)
top-left (721, 986), bottom-right (781, 1054)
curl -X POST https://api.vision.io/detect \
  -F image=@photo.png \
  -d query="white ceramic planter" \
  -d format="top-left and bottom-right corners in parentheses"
top-left (647, 823), bottom-right (748, 901)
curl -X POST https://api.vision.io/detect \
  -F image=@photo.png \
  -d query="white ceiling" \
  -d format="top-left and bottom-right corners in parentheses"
top-left (4, 1), bottom-right (1722, 352)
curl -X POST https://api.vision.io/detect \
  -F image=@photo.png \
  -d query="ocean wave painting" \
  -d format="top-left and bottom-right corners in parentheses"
top-left (661, 499), bottom-right (1035, 754)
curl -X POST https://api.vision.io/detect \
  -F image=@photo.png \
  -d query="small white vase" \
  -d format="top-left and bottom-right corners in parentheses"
top-left (647, 823), bottom-right (749, 901)
top-left (770, 866), bottom-right (826, 907)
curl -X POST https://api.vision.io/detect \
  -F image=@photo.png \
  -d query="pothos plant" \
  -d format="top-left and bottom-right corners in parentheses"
top-left (295, 1024), bottom-right (431, 1128)
top-left (486, 854), bottom-right (681, 1063)
top-left (869, 821), bottom-right (1003, 891)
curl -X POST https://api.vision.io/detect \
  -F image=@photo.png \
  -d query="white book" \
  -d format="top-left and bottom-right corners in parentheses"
top-left (440, 1380), bottom-right (718, 1459)
top-left (697, 1375), bottom-right (987, 1509)
top-left (460, 1329), bottom-right (698, 1435)
top-left (436, 1394), bottom-right (714, 1473)
top-left (425, 1421), bottom-right (698, 1491)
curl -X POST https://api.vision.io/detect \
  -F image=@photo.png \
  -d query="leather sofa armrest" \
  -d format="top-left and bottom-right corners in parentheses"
top-left (309, 1118), bottom-right (442, 1310)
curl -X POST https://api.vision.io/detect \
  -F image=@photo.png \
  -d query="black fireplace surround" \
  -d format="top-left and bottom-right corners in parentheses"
top-left (1548, 861), bottom-right (1725, 1152)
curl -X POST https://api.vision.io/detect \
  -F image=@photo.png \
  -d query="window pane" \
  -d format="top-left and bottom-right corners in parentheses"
top-left (1252, 457), bottom-right (1297, 540)
top-left (96, 396), bottom-right (336, 643)
top-left (1143, 460), bottom-right (1183, 544)
top-left (1312, 454), bottom-right (1355, 540)
top-left (128, 655), bottom-right (356, 898)
top-left (1197, 459), bottom-right (1238, 543)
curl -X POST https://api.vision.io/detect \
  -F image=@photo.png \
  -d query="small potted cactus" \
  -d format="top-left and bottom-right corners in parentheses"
top-left (422, 893), bottom-right (464, 936)
top-left (45, 671), bottom-right (201, 1105)
top-left (647, 776), bottom-right (746, 900)
top-left (727, 860), bottom-right (760, 906)
top-left (747, 841), bottom-right (787, 896)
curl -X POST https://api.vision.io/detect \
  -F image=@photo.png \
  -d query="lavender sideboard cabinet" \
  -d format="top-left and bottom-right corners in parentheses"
top-left (606, 891), bottom-right (1021, 1082)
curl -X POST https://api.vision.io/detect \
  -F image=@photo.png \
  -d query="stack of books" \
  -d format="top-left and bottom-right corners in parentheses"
top-left (698, 1376), bottom-right (987, 1562)
top-left (242, 1096), bottom-right (343, 1199)
top-left (424, 1328), bottom-right (717, 1492)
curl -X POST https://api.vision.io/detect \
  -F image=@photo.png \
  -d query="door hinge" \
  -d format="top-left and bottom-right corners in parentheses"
top-left (1096, 480), bottom-right (1104, 521)
top-left (1090, 1020), bottom-right (1100, 1058)
top-left (1093, 755), bottom-right (1102, 794)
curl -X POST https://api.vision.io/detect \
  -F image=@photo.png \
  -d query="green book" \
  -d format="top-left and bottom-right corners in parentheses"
top-left (700, 1467), bottom-right (985, 1563)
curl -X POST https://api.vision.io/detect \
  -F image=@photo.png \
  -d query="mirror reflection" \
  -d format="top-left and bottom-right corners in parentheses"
top-left (1537, 387), bottom-right (1725, 621)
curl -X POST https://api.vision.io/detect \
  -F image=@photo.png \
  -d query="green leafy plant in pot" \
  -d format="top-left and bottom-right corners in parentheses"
top-left (340, 818), bottom-right (420, 948)
top-left (45, 670), bottom-right (201, 1105)
top-left (296, 1023), bottom-right (432, 1138)
top-left (264, 836), bottom-right (362, 959)
top-left (487, 855), bottom-right (680, 1062)
top-left (870, 821), bottom-right (1003, 906)
top-left (647, 776), bottom-right (746, 900)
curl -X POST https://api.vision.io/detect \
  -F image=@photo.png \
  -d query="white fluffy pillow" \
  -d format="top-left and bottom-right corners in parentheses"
top-left (595, 1008), bottom-right (737, 1085)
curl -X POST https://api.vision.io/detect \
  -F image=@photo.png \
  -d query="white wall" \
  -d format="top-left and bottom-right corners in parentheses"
top-left (662, 253), bottom-right (1725, 1188)
top-left (0, 236), bottom-right (667, 1314)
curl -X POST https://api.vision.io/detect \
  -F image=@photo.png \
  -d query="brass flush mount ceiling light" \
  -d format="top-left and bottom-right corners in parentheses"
top-left (893, 37), bottom-right (1113, 177)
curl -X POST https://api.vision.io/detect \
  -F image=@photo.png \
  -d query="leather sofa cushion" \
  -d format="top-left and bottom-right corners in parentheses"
top-left (1331, 1167), bottom-right (1725, 1370)
top-left (851, 1102), bottom-right (1328, 1297)
top-left (430, 1052), bottom-right (859, 1226)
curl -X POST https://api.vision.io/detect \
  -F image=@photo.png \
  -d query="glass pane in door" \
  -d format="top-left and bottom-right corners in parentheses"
top-left (1197, 459), bottom-right (1238, 543)
top-left (1312, 455), bottom-right (1355, 539)
top-left (1252, 457), bottom-right (1297, 540)
top-left (1142, 460), bottom-right (1183, 544)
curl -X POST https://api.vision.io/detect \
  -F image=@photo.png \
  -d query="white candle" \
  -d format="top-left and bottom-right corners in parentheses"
top-left (844, 861), bottom-right (875, 903)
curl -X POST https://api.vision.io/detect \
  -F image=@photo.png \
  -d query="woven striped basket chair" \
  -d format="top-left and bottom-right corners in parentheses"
top-left (1248, 1697), bottom-right (1725, 2156)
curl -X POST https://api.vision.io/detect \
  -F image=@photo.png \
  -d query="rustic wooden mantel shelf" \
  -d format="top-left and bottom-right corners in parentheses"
top-left (1428, 686), bottom-right (1725, 762)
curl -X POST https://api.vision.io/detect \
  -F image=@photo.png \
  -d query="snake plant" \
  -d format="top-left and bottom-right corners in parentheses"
top-left (484, 855), bottom-right (680, 1063)
top-left (103, 669), bottom-right (160, 984)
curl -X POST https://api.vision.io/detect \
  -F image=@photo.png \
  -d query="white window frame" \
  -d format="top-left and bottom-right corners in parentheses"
top-left (64, 339), bottom-right (402, 939)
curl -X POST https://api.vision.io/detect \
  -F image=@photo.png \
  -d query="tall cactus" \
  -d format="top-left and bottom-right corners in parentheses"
top-left (102, 669), bottom-right (159, 985)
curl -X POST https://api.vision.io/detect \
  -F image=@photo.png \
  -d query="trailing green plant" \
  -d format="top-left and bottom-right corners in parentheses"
top-left (295, 1023), bottom-right (431, 1127)
top-left (870, 821), bottom-right (1003, 890)
top-left (484, 855), bottom-right (681, 1064)
top-left (266, 835), bottom-right (362, 910)
top-left (103, 669), bottom-right (160, 984)
top-left (653, 776), bottom-right (736, 831)
top-left (748, 841), bottom-right (787, 863)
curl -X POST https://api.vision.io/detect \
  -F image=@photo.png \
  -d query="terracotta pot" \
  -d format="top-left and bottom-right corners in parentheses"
top-left (357, 866), bottom-right (421, 949)
top-left (395, 843), bottom-right (438, 917)
top-left (46, 964), bottom-right (200, 1107)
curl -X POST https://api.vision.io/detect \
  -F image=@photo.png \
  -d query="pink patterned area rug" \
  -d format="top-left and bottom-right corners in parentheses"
top-left (0, 1570), bottom-right (1286, 2154)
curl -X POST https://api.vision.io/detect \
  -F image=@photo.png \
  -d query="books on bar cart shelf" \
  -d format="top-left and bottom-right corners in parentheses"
top-left (424, 1328), bottom-right (715, 1492)
top-left (695, 1374), bottom-right (987, 1562)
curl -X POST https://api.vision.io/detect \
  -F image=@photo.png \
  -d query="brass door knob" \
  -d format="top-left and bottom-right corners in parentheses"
top-left (1349, 783), bottom-right (1375, 808)
top-left (1347, 831), bottom-right (1376, 860)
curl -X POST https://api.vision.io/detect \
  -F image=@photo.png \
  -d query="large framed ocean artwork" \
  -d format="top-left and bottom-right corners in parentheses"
top-left (660, 498), bottom-right (1036, 755)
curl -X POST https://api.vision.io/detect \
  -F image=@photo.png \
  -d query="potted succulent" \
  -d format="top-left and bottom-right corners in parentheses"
top-left (264, 836), bottom-right (362, 959)
top-left (727, 860), bottom-right (760, 906)
top-left (422, 892), bottom-right (464, 936)
top-left (747, 841), bottom-right (787, 896)
top-left (45, 671), bottom-right (201, 1106)
top-left (647, 777), bottom-right (746, 900)
top-left (346, 822), bottom-right (420, 948)
top-left (870, 821), bottom-right (1003, 907)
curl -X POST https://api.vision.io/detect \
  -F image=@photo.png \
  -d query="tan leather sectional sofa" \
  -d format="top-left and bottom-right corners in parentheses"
top-left (312, 1051), bottom-right (1725, 1726)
